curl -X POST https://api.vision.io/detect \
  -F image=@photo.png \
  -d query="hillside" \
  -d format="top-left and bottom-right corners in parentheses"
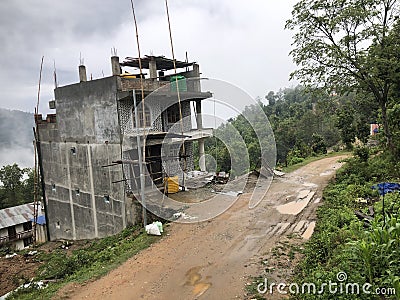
top-left (0, 108), bottom-right (34, 168)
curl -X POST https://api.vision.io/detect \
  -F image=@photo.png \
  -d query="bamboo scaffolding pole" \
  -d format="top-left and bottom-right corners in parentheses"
top-left (165, 0), bottom-right (187, 189)
top-left (130, 0), bottom-right (148, 227)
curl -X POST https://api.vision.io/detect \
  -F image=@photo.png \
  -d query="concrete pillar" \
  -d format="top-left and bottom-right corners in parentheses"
top-left (79, 65), bottom-right (87, 82)
top-left (195, 100), bottom-right (202, 129)
top-left (111, 56), bottom-right (121, 75)
top-left (149, 57), bottom-right (157, 79)
top-left (198, 139), bottom-right (206, 172)
top-left (195, 99), bottom-right (206, 171)
top-left (87, 144), bottom-right (98, 238)
top-left (192, 63), bottom-right (200, 92)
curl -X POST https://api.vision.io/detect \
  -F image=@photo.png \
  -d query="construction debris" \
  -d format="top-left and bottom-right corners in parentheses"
top-left (5, 253), bottom-right (17, 259)
top-left (172, 212), bottom-right (197, 220)
top-left (273, 169), bottom-right (285, 177)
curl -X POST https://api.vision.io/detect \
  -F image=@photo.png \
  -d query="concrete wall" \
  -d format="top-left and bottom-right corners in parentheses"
top-left (38, 76), bottom-right (141, 241)
top-left (41, 141), bottom-right (128, 240)
top-left (14, 224), bottom-right (24, 250)
top-left (36, 225), bottom-right (47, 244)
top-left (55, 76), bottom-right (120, 144)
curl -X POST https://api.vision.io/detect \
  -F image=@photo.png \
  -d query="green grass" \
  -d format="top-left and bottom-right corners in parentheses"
top-left (281, 150), bottom-right (350, 173)
top-left (7, 226), bottom-right (162, 300)
top-left (290, 151), bottom-right (400, 299)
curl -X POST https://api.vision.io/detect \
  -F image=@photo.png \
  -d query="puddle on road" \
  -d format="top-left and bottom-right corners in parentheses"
top-left (298, 189), bottom-right (310, 199)
top-left (277, 200), bottom-right (308, 215)
top-left (185, 266), bottom-right (212, 297)
top-left (276, 191), bottom-right (315, 215)
top-left (320, 170), bottom-right (334, 176)
top-left (302, 221), bottom-right (316, 239)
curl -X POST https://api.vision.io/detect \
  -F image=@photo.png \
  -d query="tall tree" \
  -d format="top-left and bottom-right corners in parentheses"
top-left (0, 164), bottom-right (33, 209)
top-left (286, 0), bottom-right (400, 149)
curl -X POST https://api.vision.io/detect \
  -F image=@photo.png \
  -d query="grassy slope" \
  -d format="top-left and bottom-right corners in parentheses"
top-left (8, 226), bottom-right (162, 299)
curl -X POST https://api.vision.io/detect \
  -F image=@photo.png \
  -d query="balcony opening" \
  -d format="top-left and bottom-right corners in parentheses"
top-left (132, 105), bottom-right (151, 128)
top-left (167, 105), bottom-right (180, 124)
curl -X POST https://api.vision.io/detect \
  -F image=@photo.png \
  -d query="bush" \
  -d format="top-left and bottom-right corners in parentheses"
top-left (311, 133), bottom-right (327, 154)
top-left (354, 147), bottom-right (369, 162)
top-left (292, 152), bottom-right (400, 299)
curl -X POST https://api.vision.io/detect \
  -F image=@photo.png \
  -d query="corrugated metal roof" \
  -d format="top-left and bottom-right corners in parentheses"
top-left (0, 203), bottom-right (44, 229)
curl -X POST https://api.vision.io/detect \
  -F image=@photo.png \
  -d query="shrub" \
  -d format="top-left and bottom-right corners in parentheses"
top-left (354, 147), bottom-right (369, 162)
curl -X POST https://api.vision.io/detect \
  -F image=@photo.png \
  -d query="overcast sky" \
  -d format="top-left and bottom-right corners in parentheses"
top-left (0, 0), bottom-right (298, 114)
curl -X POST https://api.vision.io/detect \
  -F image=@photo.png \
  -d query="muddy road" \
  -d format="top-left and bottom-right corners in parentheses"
top-left (61, 155), bottom-right (346, 300)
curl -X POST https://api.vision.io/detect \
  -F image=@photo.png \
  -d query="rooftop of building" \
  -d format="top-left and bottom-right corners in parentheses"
top-left (0, 203), bottom-right (44, 229)
top-left (120, 55), bottom-right (194, 70)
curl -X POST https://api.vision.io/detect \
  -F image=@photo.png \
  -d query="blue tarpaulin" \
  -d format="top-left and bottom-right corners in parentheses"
top-left (30, 215), bottom-right (46, 225)
top-left (371, 182), bottom-right (400, 196)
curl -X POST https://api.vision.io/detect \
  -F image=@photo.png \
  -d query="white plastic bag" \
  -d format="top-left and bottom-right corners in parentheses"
top-left (145, 223), bottom-right (161, 236)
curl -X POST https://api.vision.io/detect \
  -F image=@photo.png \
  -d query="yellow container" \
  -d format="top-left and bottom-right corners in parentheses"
top-left (165, 176), bottom-right (179, 194)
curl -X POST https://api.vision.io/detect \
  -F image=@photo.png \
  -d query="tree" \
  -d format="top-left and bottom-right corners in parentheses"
top-left (311, 133), bottom-right (327, 154)
top-left (265, 91), bottom-right (278, 106)
top-left (286, 0), bottom-right (400, 149)
top-left (0, 164), bottom-right (33, 209)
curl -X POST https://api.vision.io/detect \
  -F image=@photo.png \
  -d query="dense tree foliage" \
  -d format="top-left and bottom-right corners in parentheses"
top-left (0, 164), bottom-right (35, 209)
top-left (286, 0), bottom-right (400, 151)
top-left (195, 85), bottom-right (376, 173)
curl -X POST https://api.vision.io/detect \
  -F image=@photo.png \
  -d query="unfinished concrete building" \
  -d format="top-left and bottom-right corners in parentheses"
top-left (36, 55), bottom-right (212, 240)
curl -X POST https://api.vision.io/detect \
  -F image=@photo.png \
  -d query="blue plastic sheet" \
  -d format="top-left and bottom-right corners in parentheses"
top-left (371, 182), bottom-right (400, 196)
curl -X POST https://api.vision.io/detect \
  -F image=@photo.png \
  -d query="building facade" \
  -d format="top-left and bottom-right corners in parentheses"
top-left (37, 55), bottom-right (212, 241)
top-left (0, 203), bottom-right (46, 250)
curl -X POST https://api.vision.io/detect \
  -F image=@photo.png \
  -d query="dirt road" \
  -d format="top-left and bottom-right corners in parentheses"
top-left (63, 155), bottom-right (346, 300)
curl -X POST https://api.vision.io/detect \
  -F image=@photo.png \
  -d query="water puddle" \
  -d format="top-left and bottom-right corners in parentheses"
top-left (320, 170), bottom-right (333, 176)
top-left (298, 189), bottom-right (310, 199)
top-left (302, 221), bottom-right (316, 239)
top-left (185, 266), bottom-right (212, 297)
top-left (276, 191), bottom-right (315, 215)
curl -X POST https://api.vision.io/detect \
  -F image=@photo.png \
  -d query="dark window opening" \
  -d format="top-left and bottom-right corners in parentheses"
top-left (132, 106), bottom-right (151, 128)
top-left (167, 106), bottom-right (180, 124)
top-left (75, 189), bottom-right (80, 196)
top-left (23, 222), bottom-right (32, 231)
top-left (8, 226), bottom-right (16, 240)
top-left (104, 194), bottom-right (110, 203)
top-left (52, 183), bottom-right (56, 191)
top-left (71, 147), bottom-right (76, 155)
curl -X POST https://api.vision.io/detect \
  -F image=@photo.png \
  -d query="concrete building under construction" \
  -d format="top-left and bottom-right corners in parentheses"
top-left (36, 55), bottom-right (212, 240)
